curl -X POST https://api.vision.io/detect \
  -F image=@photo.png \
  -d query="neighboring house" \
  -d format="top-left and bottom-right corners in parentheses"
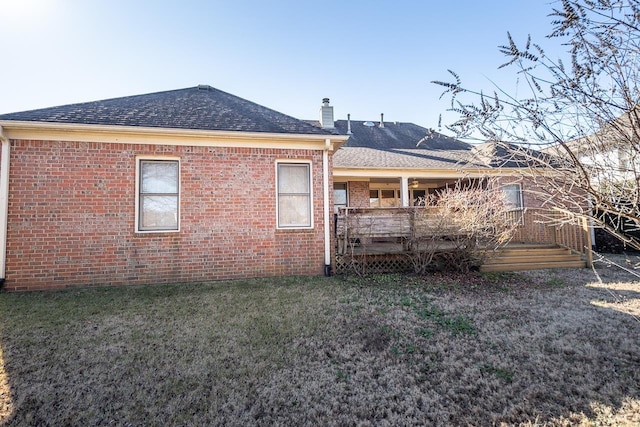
top-left (555, 110), bottom-right (640, 251)
top-left (561, 110), bottom-right (639, 186)
top-left (0, 86), bottom-right (348, 291)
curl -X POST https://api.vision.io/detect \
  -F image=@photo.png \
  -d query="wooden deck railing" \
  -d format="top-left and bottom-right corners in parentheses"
top-left (509, 208), bottom-right (593, 266)
top-left (336, 206), bottom-right (593, 266)
top-left (335, 207), bottom-right (412, 254)
top-left (335, 207), bottom-right (459, 252)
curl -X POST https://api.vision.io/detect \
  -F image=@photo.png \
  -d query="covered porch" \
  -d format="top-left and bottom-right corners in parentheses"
top-left (334, 175), bottom-right (480, 211)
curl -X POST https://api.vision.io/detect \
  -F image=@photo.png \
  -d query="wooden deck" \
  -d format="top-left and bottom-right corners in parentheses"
top-left (334, 207), bottom-right (592, 273)
top-left (337, 239), bottom-right (460, 255)
top-left (333, 241), bottom-right (586, 274)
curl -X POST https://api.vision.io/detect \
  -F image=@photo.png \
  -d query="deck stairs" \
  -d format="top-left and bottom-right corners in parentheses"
top-left (480, 244), bottom-right (587, 272)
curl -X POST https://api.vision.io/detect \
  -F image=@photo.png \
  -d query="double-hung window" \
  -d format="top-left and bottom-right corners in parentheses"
top-left (502, 184), bottom-right (523, 210)
top-left (277, 162), bottom-right (312, 228)
top-left (334, 182), bottom-right (348, 214)
top-left (136, 158), bottom-right (180, 232)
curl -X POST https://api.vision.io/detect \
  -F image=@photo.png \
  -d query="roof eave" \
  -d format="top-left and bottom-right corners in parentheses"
top-left (332, 165), bottom-right (542, 178)
top-left (0, 120), bottom-right (349, 150)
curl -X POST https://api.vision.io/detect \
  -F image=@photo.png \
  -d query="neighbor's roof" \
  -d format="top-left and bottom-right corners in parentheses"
top-left (0, 85), bottom-right (335, 136)
top-left (560, 107), bottom-right (640, 155)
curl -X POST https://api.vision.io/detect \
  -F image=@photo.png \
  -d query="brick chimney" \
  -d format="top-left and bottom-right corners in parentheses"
top-left (319, 98), bottom-right (334, 129)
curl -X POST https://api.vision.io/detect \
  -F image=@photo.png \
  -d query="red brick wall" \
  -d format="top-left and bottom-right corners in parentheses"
top-left (4, 139), bottom-right (330, 291)
top-left (347, 181), bottom-right (370, 207)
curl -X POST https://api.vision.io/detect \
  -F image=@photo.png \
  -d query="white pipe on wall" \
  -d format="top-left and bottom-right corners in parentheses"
top-left (323, 139), bottom-right (332, 274)
top-left (0, 127), bottom-right (10, 283)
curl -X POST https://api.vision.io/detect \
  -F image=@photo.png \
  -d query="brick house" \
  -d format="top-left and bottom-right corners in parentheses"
top-left (0, 87), bottom-right (591, 290)
top-left (0, 86), bottom-right (348, 291)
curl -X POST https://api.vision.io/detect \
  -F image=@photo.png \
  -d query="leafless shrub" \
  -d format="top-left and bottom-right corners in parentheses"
top-left (406, 205), bottom-right (446, 274)
top-left (344, 212), bottom-right (373, 277)
top-left (408, 183), bottom-right (517, 273)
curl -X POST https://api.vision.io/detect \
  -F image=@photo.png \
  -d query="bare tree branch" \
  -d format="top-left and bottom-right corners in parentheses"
top-left (434, 0), bottom-right (640, 250)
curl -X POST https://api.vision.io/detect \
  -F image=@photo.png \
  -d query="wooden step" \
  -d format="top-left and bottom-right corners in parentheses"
top-left (480, 260), bottom-right (586, 272)
top-left (479, 244), bottom-right (587, 272)
top-left (484, 254), bottom-right (581, 265)
top-left (495, 243), bottom-right (557, 249)
top-left (492, 247), bottom-right (572, 257)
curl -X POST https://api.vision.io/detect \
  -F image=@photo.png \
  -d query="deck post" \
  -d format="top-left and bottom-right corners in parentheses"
top-left (583, 217), bottom-right (593, 267)
top-left (342, 208), bottom-right (349, 255)
top-left (400, 177), bottom-right (409, 207)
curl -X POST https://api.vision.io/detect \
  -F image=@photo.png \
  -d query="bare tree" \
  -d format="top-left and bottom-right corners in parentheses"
top-left (433, 0), bottom-right (640, 249)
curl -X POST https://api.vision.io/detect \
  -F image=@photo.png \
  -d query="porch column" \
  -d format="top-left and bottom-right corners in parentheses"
top-left (400, 176), bottom-right (409, 207)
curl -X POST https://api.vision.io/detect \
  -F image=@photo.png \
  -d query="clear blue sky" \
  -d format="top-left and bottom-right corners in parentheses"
top-left (0, 0), bottom-right (567, 129)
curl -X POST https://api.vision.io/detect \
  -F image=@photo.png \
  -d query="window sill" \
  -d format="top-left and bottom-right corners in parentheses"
top-left (276, 227), bottom-right (315, 232)
top-left (135, 229), bottom-right (180, 235)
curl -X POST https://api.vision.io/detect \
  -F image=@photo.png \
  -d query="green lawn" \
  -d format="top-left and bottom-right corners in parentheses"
top-left (1, 262), bottom-right (639, 426)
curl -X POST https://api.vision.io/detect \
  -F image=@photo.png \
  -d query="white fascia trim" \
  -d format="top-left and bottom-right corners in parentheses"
top-left (0, 121), bottom-right (349, 151)
top-left (332, 167), bottom-right (535, 179)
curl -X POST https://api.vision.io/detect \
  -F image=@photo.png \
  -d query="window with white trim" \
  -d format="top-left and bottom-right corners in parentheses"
top-left (618, 148), bottom-right (630, 171)
top-left (277, 162), bottom-right (312, 228)
top-left (137, 159), bottom-right (180, 232)
top-left (334, 182), bottom-right (348, 214)
top-left (502, 184), bottom-right (523, 209)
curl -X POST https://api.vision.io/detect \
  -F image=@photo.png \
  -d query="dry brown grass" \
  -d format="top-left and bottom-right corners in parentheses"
top-left (0, 257), bottom-right (639, 426)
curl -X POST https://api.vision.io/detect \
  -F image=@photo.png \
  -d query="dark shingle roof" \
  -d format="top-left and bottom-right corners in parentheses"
top-left (0, 85), bottom-right (334, 135)
top-left (333, 146), bottom-right (482, 169)
top-left (335, 120), bottom-right (471, 150)
top-left (330, 119), bottom-right (555, 170)
top-left (331, 119), bottom-right (478, 169)
top-left (470, 141), bottom-right (563, 168)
